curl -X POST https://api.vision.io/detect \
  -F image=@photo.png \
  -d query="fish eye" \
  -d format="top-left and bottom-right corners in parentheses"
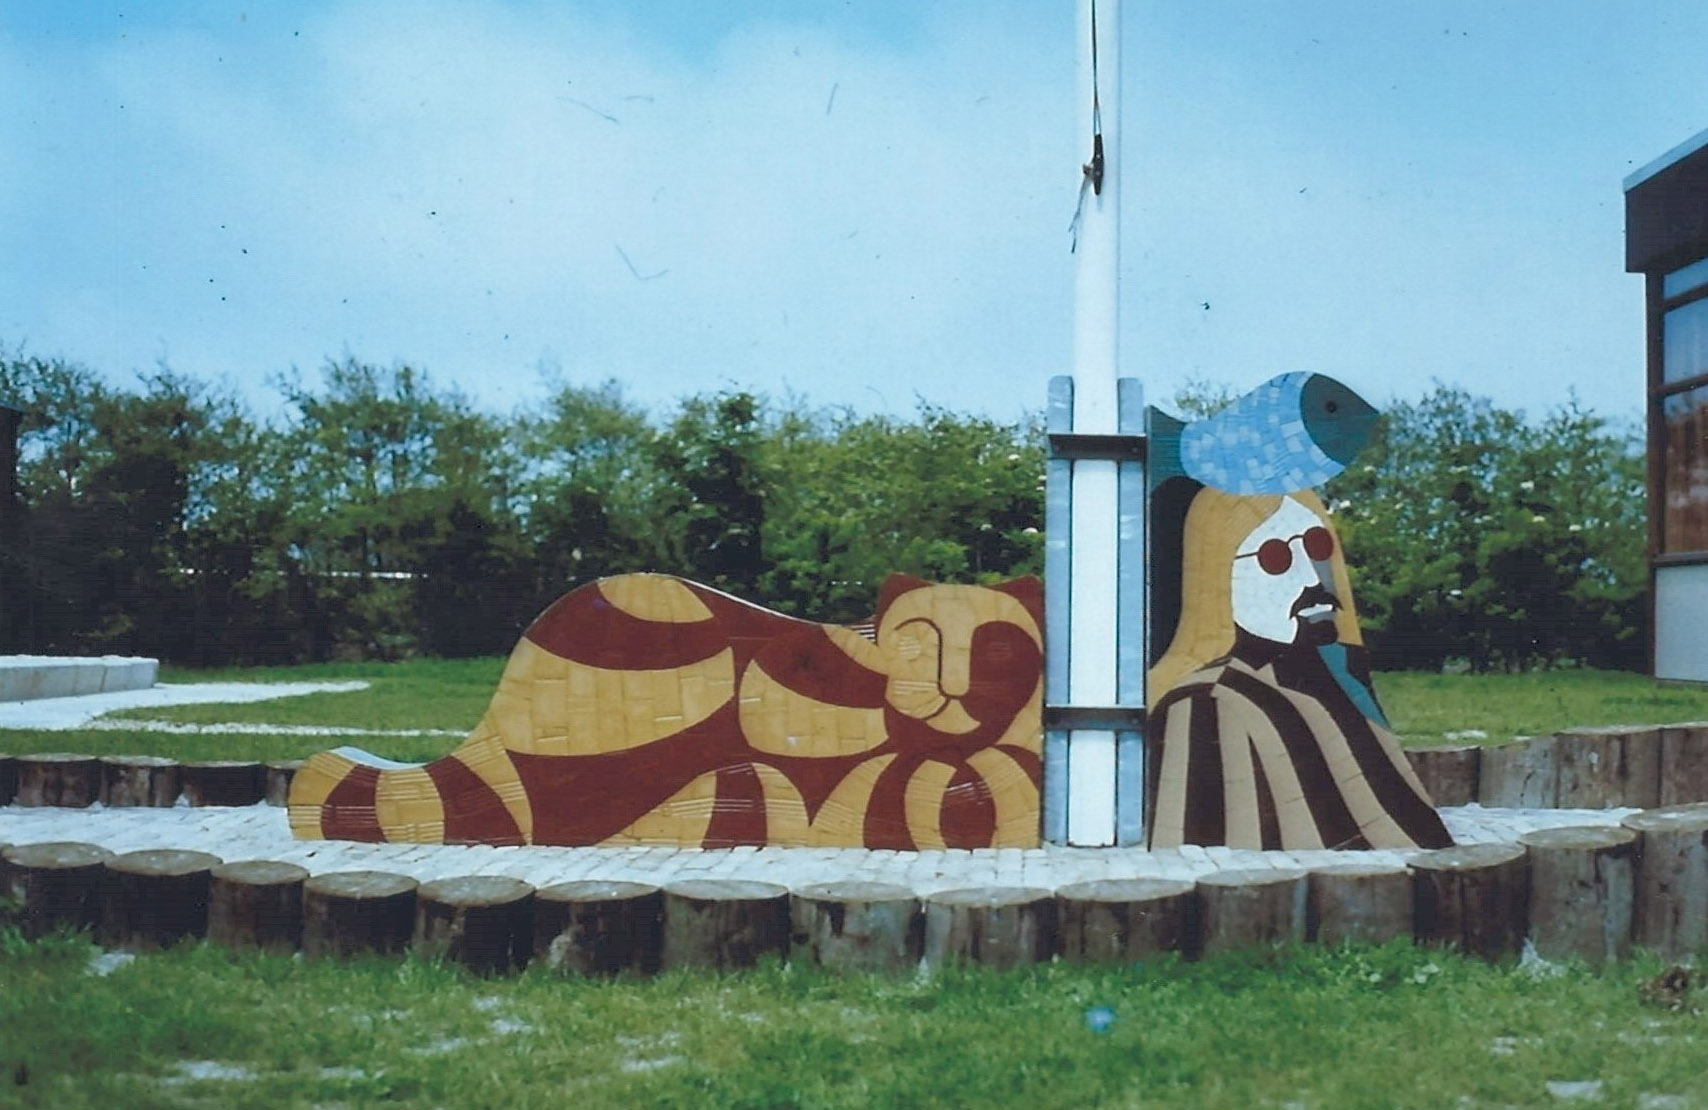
top-left (1325, 400), bottom-right (1339, 414)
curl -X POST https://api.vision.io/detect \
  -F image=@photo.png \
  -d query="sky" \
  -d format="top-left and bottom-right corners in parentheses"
top-left (3, 1), bottom-right (1707, 428)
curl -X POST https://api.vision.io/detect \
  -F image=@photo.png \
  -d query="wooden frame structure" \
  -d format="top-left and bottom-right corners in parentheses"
top-left (1043, 375), bottom-right (1148, 847)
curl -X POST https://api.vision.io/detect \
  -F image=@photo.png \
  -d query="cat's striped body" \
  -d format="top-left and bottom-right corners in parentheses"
top-left (289, 573), bottom-right (1044, 849)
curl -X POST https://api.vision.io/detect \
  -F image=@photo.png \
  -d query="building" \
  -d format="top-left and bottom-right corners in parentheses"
top-left (0, 397), bottom-right (19, 649)
top-left (1627, 126), bottom-right (1708, 682)
top-left (0, 396), bottom-right (18, 534)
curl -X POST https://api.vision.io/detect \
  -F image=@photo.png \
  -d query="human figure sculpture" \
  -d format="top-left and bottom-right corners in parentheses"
top-left (1147, 487), bottom-right (1453, 850)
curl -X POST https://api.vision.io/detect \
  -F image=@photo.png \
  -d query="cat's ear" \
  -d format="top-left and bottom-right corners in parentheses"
top-left (991, 575), bottom-right (1044, 626)
top-left (876, 573), bottom-right (933, 620)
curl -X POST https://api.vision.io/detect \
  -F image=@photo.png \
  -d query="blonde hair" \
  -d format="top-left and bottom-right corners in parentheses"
top-left (1148, 487), bottom-right (1362, 697)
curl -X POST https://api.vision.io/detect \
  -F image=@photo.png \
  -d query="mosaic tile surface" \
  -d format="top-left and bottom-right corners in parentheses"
top-left (291, 574), bottom-right (1044, 850)
top-left (1149, 378), bottom-right (1451, 851)
top-left (1177, 372), bottom-right (1377, 496)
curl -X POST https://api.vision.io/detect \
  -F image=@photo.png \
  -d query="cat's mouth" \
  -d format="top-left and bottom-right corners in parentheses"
top-left (888, 681), bottom-right (981, 734)
top-left (925, 697), bottom-right (979, 734)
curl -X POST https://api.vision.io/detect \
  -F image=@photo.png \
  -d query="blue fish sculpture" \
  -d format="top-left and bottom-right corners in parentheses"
top-left (1169, 372), bottom-right (1378, 495)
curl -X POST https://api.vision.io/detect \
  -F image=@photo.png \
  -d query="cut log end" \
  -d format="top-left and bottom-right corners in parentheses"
top-left (1411, 842), bottom-right (1528, 960)
top-left (1306, 864), bottom-right (1413, 947)
top-left (101, 849), bottom-right (222, 950)
top-left (539, 879), bottom-right (661, 903)
top-left (208, 860), bottom-right (310, 953)
top-left (1521, 825), bottom-right (1639, 852)
top-left (922, 886), bottom-right (1057, 971)
top-left (791, 881), bottom-right (921, 973)
top-left (302, 870), bottom-right (419, 958)
top-left (1520, 825), bottom-right (1637, 966)
top-left (107, 848), bottom-right (221, 877)
top-left (1622, 803), bottom-right (1708, 959)
top-left (181, 760), bottom-right (267, 807)
top-left (2, 841), bottom-right (116, 938)
top-left (535, 881), bottom-right (663, 977)
top-left (1621, 802), bottom-right (1708, 835)
top-left (668, 879), bottom-right (790, 903)
top-left (100, 755), bottom-right (181, 808)
top-left (1, 840), bottom-right (113, 869)
top-left (1411, 842), bottom-right (1527, 871)
top-left (661, 880), bottom-right (791, 972)
top-left (794, 880), bottom-right (916, 903)
top-left (414, 875), bottom-right (535, 975)
top-left (264, 760), bottom-right (304, 807)
top-left (1195, 869), bottom-right (1307, 958)
top-left (13, 753), bottom-right (102, 808)
top-left (1404, 745), bottom-right (1481, 807)
top-left (214, 859), bottom-right (310, 886)
top-left (1056, 878), bottom-right (1195, 963)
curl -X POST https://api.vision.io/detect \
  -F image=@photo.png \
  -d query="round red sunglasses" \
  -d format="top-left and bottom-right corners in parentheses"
top-left (1236, 526), bottom-right (1335, 576)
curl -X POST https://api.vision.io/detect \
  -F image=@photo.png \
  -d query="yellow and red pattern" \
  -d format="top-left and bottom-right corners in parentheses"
top-left (289, 573), bottom-right (1044, 849)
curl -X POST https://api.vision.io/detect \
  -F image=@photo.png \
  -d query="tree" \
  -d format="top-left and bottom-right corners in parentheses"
top-left (273, 358), bottom-right (524, 659)
top-left (1323, 386), bottom-right (1645, 672)
top-left (517, 378), bottom-right (672, 602)
top-left (0, 352), bottom-right (112, 651)
top-left (176, 397), bottom-right (298, 665)
top-left (77, 370), bottom-right (222, 658)
top-left (0, 354), bottom-right (279, 660)
top-left (762, 402), bottom-right (1045, 621)
top-left (652, 390), bottom-right (776, 600)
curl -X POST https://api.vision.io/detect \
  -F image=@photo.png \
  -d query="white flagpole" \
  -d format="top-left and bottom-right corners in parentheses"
top-left (1066, 0), bottom-right (1120, 846)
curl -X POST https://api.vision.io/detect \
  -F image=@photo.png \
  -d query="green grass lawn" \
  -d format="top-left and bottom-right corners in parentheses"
top-left (0, 659), bottom-right (505, 764)
top-left (3, 660), bottom-right (1708, 764)
top-left (147, 657), bottom-right (505, 733)
top-left (1378, 668), bottom-right (1708, 746)
top-left (3, 930), bottom-right (1705, 1110)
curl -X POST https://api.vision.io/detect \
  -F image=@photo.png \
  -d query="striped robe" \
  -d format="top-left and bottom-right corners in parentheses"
top-left (1148, 645), bottom-right (1452, 851)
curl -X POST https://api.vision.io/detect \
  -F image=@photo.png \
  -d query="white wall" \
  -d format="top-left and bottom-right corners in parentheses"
top-left (1656, 564), bottom-right (1708, 682)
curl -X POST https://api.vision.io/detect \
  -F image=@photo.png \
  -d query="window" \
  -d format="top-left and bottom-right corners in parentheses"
top-left (1664, 296), bottom-right (1708, 384)
top-left (1655, 253), bottom-right (1708, 554)
top-left (1663, 384), bottom-right (1708, 552)
top-left (1665, 256), bottom-right (1708, 300)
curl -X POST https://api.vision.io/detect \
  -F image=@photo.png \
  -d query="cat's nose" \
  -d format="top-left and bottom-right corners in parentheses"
top-left (939, 645), bottom-right (971, 698)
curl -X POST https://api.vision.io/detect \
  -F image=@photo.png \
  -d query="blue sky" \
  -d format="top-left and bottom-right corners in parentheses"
top-left (2, 1), bottom-right (1706, 426)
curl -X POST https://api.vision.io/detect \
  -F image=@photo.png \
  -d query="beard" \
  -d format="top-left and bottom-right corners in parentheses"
top-left (1289, 584), bottom-right (1341, 647)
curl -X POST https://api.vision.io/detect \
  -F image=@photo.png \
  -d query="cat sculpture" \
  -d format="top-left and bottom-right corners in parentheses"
top-left (288, 572), bottom-right (1044, 849)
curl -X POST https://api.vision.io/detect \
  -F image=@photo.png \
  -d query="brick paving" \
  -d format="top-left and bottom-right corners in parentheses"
top-left (0, 802), bottom-right (1637, 895)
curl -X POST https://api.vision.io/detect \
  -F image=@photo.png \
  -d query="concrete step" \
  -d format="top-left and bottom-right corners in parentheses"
top-left (0, 656), bottom-right (159, 702)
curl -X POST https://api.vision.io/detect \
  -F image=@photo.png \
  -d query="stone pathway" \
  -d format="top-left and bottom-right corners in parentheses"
top-left (0, 681), bottom-right (370, 731)
top-left (0, 802), bottom-right (1636, 895)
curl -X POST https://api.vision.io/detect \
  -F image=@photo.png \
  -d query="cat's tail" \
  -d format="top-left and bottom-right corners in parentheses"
top-left (287, 728), bottom-right (533, 845)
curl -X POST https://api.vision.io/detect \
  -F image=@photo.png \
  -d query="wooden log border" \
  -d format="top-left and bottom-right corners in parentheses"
top-left (1426, 725), bottom-right (1689, 810)
top-left (0, 812), bottom-right (1696, 973)
top-left (10, 725), bottom-right (1701, 812)
top-left (100, 756), bottom-right (181, 808)
top-left (4, 724), bottom-right (1706, 814)
top-left (4, 721), bottom-right (1708, 972)
top-left (181, 760), bottom-right (267, 807)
